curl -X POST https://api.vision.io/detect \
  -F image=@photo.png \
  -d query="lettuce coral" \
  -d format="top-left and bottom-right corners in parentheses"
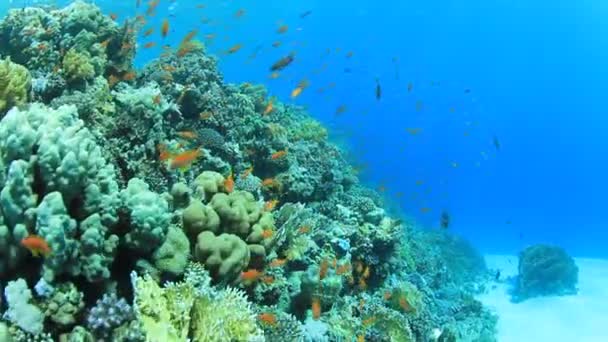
top-left (0, 58), bottom-right (30, 114)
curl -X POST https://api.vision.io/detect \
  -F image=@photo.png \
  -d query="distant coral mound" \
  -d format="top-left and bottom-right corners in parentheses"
top-left (512, 244), bottom-right (578, 302)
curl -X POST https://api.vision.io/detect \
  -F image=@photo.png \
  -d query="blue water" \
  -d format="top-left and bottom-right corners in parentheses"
top-left (10, 0), bottom-right (608, 258)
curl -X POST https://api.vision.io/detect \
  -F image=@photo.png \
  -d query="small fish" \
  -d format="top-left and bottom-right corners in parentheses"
top-left (276, 25), bottom-right (289, 34)
top-left (262, 229), bottom-right (274, 239)
top-left (270, 53), bottom-right (295, 71)
top-left (199, 110), bottom-right (213, 120)
top-left (272, 41), bottom-right (282, 48)
top-left (264, 199), bottom-right (279, 211)
top-left (312, 297), bottom-right (321, 319)
top-left (407, 82), bottom-right (413, 92)
top-left (269, 258), bottom-right (287, 267)
top-left (258, 313), bottom-right (277, 326)
top-left (420, 207), bottom-right (431, 213)
top-left (153, 94), bottom-right (162, 105)
top-left (263, 100), bottom-right (274, 115)
top-left (406, 128), bottom-right (422, 135)
top-left (269, 72), bottom-right (281, 79)
top-left (168, 148), bottom-right (201, 170)
top-left (142, 27), bottom-right (154, 37)
top-left (495, 270), bottom-right (501, 281)
top-left (240, 166), bottom-right (254, 179)
top-left (319, 259), bottom-right (329, 280)
top-left (399, 295), bottom-right (412, 312)
top-left (464, 88), bottom-right (471, 93)
top-left (300, 10), bottom-right (312, 18)
top-left (161, 19), bottom-right (170, 38)
top-left (110, 13), bottom-right (119, 21)
top-left (375, 78), bottom-right (382, 100)
top-left (271, 150), bottom-right (288, 160)
top-left (224, 173), bottom-right (235, 193)
top-left (440, 210), bottom-right (450, 229)
top-left (261, 275), bottom-right (275, 284)
top-left (241, 269), bottom-right (263, 281)
top-left (384, 290), bottom-right (393, 300)
top-left (493, 135), bottom-right (501, 151)
top-left (291, 86), bottom-right (303, 98)
top-left (335, 105), bottom-right (348, 115)
top-left (143, 41), bottom-right (157, 48)
top-left (234, 9), bottom-right (246, 17)
top-left (298, 225), bottom-right (310, 234)
top-left (21, 235), bottom-right (51, 257)
top-left (227, 44), bottom-right (243, 54)
top-left (122, 71), bottom-right (137, 81)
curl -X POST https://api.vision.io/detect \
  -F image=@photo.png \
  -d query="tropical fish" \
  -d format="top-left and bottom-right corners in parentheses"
top-left (264, 199), bottom-right (279, 211)
top-left (21, 235), bottom-right (51, 257)
top-left (300, 10), bottom-right (312, 18)
top-left (240, 166), bottom-right (254, 179)
top-left (161, 19), bottom-right (169, 38)
top-left (224, 172), bottom-right (235, 193)
top-left (406, 128), bottom-right (422, 135)
top-left (493, 135), bottom-right (501, 151)
top-left (440, 210), bottom-right (450, 229)
top-left (407, 82), bottom-right (413, 92)
top-left (276, 25), bottom-right (289, 34)
top-left (269, 258), bottom-right (287, 267)
top-left (335, 105), bottom-right (347, 115)
top-left (167, 148), bottom-right (201, 170)
top-left (291, 86), bottom-right (303, 98)
top-left (143, 42), bottom-right (156, 48)
top-left (258, 313), bottom-right (277, 326)
top-left (319, 259), bottom-right (329, 280)
top-left (263, 100), bottom-right (274, 115)
top-left (271, 150), bottom-right (287, 160)
top-left (235, 9), bottom-right (246, 18)
top-left (241, 269), bottom-right (263, 281)
top-left (227, 44), bottom-right (242, 54)
top-left (142, 27), bottom-right (154, 37)
top-left (272, 41), bottom-right (282, 48)
top-left (312, 297), bottom-right (321, 319)
top-left (375, 78), bottom-right (381, 100)
top-left (262, 229), bottom-right (274, 239)
top-left (270, 53), bottom-right (295, 71)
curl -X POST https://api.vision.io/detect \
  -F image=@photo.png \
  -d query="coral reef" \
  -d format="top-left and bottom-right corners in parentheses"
top-left (0, 1), bottom-right (498, 340)
top-left (512, 244), bottom-right (578, 302)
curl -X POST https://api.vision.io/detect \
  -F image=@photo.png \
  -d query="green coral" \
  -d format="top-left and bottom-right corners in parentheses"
top-left (182, 199), bottom-right (220, 238)
top-left (41, 282), bottom-right (84, 327)
top-left (62, 49), bottom-right (95, 83)
top-left (194, 231), bottom-right (250, 281)
top-left (0, 58), bottom-right (30, 114)
top-left (193, 170), bottom-right (227, 201)
top-left (132, 267), bottom-right (263, 342)
top-left (132, 274), bottom-right (195, 342)
top-left (152, 226), bottom-right (191, 276)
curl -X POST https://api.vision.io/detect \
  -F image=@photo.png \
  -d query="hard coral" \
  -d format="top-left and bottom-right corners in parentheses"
top-left (0, 58), bottom-right (31, 114)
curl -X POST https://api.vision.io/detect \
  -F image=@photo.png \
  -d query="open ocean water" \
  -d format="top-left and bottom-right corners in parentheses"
top-left (0, 0), bottom-right (607, 341)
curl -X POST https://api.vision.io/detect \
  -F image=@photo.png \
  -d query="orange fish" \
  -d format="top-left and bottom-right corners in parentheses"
top-left (336, 262), bottom-right (351, 275)
top-left (100, 38), bottom-right (111, 48)
top-left (224, 173), bottom-right (235, 193)
top-left (241, 269), bottom-right (263, 281)
top-left (146, 0), bottom-right (160, 16)
top-left (272, 41), bottom-right (282, 48)
top-left (21, 235), bottom-right (51, 257)
top-left (110, 13), bottom-right (118, 21)
top-left (240, 166), bottom-right (253, 179)
top-left (161, 19), bottom-right (169, 38)
top-left (407, 82), bottom-right (413, 92)
top-left (261, 275), bottom-right (275, 284)
top-left (269, 258), bottom-right (287, 268)
top-left (399, 295), bottom-right (412, 312)
top-left (122, 71), bottom-right (137, 81)
top-left (319, 259), bottom-right (329, 280)
top-left (196, 4), bottom-right (206, 9)
top-left (168, 148), bottom-right (201, 170)
top-left (235, 9), bottom-right (246, 17)
top-left (258, 313), bottom-right (277, 326)
top-left (177, 131), bottom-right (197, 140)
top-left (269, 72), bottom-right (281, 79)
top-left (384, 290), bottom-right (393, 300)
top-left (262, 178), bottom-right (276, 187)
top-left (298, 225), bottom-right (310, 234)
top-left (335, 105), bottom-right (348, 115)
top-left (142, 27), bottom-right (154, 37)
top-left (181, 30), bottom-right (198, 45)
top-left (406, 128), bottom-right (422, 135)
top-left (262, 229), bottom-right (274, 239)
top-left (143, 42), bottom-right (157, 49)
top-left (108, 75), bottom-right (120, 87)
top-left (199, 111), bottom-right (213, 120)
top-left (263, 100), bottom-right (274, 115)
top-left (312, 297), bottom-right (321, 319)
top-left (204, 33), bottom-right (216, 40)
top-left (346, 51), bottom-right (354, 58)
top-left (271, 150), bottom-right (287, 160)
top-left (420, 207), bottom-right (431, 213)
top-left (362, 266), bottom-right (371, 279)
top-left (291, 87), bottom-right (303, 98)
top-left (227, 44), bottom-right (242, 54)
top-left (276, 25), bottom-right (288, 34)
top-left (153, 94), bottom-right (162, 105)
top-left (264, 199), bottom-right (279, 211)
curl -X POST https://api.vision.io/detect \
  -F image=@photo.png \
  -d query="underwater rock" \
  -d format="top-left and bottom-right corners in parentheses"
top-left (512, 244), bottom-right (578, 301)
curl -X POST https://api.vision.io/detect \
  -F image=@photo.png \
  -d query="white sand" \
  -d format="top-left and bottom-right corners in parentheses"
top-left (477, 255), bottom-right (608, 342)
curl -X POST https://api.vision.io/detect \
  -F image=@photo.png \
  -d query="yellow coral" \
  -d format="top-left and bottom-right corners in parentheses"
top-left (132, 273), bottom-right (194, 342)
top-left (62, 49), bottom-right (95, 82)
top-left (190, 287), bottom-right (263, 342)
top-left (0, 58), bottom-right (31, 114)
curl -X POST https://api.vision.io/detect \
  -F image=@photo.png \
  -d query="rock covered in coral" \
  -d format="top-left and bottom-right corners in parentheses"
top-left (40, 282), bottom-right (84, 327)
top-left (195, 231), bottom-right (250, 282)
top-left (3, 278), bottom-right (45, 335)
top-left (86, 293), bottom-right (134, 338)
top-left (0, 57), bottom-right (31, 114)
top-left (513, 244), bottom-right (578, 301)
top-left (0, 104), bottom-right (120, 282)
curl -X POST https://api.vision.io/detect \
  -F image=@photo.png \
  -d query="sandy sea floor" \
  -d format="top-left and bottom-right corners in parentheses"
top-left (477, 255), bottom-right (608, 342)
